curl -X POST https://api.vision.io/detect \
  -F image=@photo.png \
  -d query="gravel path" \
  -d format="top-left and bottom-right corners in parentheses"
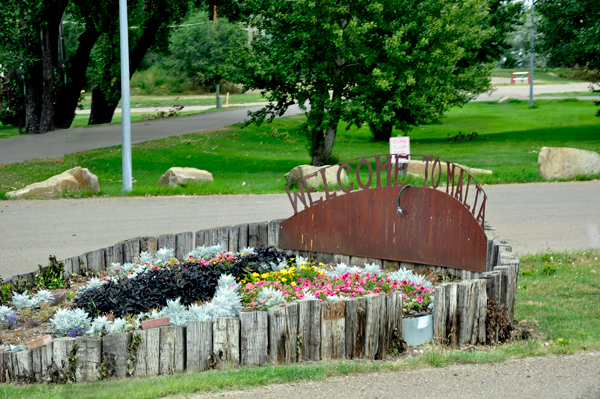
top-left (191, 351), bottom-right (600, 399)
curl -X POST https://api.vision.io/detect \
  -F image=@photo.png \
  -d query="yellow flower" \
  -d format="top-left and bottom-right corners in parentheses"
top-left (290, 282), bottom-right (296, 286)
top-left (282, 278), bottom-right (287, 282)
top-left (261, 273), bottom-right (268, 279)
top-left (252, 272), bottom-right (260, 277)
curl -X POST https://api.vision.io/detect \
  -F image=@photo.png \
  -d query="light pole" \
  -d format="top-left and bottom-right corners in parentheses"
top-left (529, 0), bottom-right (534, 108)
top-left (119, 0), bottom-right (133, 192)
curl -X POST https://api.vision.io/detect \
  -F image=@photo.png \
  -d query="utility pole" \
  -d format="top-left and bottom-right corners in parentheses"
top-left (119, 0), bottom-right (133, 192)
top-left (529, 0), bottom-right (534, 108)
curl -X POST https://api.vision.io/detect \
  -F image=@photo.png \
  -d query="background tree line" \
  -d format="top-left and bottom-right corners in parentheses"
top-left (0, 0), bottom-right (244, 134)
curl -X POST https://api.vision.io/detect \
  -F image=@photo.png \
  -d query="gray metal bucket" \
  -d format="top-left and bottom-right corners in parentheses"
top-left (402, 313), bottom-right (433, 346)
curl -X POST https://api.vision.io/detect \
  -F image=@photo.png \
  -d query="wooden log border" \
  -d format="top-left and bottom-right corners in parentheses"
top-left (0, 222), bottom-right (518, 384)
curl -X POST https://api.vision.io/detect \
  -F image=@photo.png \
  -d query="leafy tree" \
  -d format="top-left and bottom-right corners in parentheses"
top-left (0, 0), bottom-right (70, 134)
top-left (479, 0), bottom-right (525, 64)
top-left (536, 0), bottom-right (600, 70)
top-left (537, 0), bottom-right (600, 116)
top-left (234, 0), bottom-right (494, 164)
top-left (87, 0), bottom-right (191, 125)
top-left (0, 0), bottom-right (194, 132)
top-left (166, 10), bottom-right (247, 89)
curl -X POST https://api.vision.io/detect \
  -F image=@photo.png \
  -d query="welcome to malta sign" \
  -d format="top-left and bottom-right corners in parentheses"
top-left (279, 154), bottom-right (489, 273)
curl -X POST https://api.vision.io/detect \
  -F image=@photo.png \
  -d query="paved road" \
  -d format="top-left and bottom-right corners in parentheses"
top-left (1, 180), bottom-right (599, 280)
top-left (191, 351), bottom-right (600, 399)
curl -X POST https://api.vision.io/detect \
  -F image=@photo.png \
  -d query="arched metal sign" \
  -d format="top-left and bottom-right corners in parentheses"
top-left (279, 154), bottom-right (488, 272)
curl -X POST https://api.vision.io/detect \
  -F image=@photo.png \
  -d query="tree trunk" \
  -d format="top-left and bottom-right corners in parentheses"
top-left (23, 21), bottom-right (44, 135)
top-left (310, 128), bottom-right (326, 166)
top-left (88, 18), bottom-right (163, 125)
top-left (40, 22), bottom-right (60, 133)
top-left (20, 0), bottom-right (69, 134)
top-left (369, 120), bottom-right (394, 142)
top-left (88, 83), bottom-right (120, 125)
top-left (55, 21), bottom-right (101, 129)
top-left (25, 67), bottom-right (44, 135)
top-left (311, 90), bottom-right (341, 166)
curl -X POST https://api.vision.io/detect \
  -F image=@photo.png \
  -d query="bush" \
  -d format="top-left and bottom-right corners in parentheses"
top-left (74, 247), bottom-right (291, 317)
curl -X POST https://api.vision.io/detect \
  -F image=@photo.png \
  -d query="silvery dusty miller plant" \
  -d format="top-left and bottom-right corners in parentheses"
top-left (50, 308), bottom-right (91, 337)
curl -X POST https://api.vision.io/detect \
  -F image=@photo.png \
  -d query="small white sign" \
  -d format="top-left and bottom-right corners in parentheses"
top-left (389, 136), bottom-right (410, 164)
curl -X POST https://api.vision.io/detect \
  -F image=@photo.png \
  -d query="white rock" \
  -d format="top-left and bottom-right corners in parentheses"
top-left (284, 165), bottom-right (349, 189)
top-left (157, 167), bottom-right (213, 188)
top-left (6, 166), bottom-right (100, 199)
top-left (538, 147), bottom-right (600, 180)
top-left (407, 160), bottom-right (492, 177)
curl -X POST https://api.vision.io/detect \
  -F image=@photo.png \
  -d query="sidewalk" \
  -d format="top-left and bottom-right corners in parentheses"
top-left (192, 351), bottom-right (600, 399)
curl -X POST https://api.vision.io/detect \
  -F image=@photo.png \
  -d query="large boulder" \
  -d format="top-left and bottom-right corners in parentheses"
top-left (538, 147), bottom-right (600, 180)
top-left (285, 165), bottom-right (349, 189)
top-left (157, 167), bottom-right (213, 188)
top-left (6, 167), bottom-right (100, 199)
top-left (408, 160), bottom-right (492, 177)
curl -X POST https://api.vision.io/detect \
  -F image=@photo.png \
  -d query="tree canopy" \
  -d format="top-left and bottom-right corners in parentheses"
top-left (166, 10), bottom-right (247, 88)
top-left (234, 0), bottom-right (494, 165)
top-left (0, 0), bottom-right (194, 133)
top-left (536, 0), bottom-right (600, 70)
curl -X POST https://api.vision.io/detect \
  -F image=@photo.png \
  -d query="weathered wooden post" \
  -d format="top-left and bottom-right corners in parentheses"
top-left (385, 291), bottom-right (403, 353)
top-left (297, 299), bottom-right (321, 361)
top-left (433, 284), bottom-right (448, 345)
top-left (268, 303), bottom-right (298, 365)
top-left (239, 312), bottom-right (268, 366)
top-left (102, 332), bottom-right (132, 379)
top-left (159, 326), bottom-right (186, 374)
top-left (457, 281), bottom-right (476, 347)
top-left (13, 350), bottom-right (33, 382)
top-left (321, 301), bottom-right (345, 360)
top-left (75, 336), bottom-right (102, 382)
top-left (364, 294), bottom-right (385, 359)
top-left (52, 337), bottom-right (77, 380)
top-left (344, 297), bottom-right (366, 359)
top-left (134, 328), bottom-right (161, 377)
top-left (445, 283), bottom-right (459, 348)
top-left (213, 317), bottom-right (240, 369)
top-left (187, 321), bottom-right (213, 371)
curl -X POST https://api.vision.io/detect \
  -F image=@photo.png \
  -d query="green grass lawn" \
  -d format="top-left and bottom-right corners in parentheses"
top-left (78, 91), bottom-right (266, 109)
top-left (0, 249), bottom-right (597, 399)
top-left (535, 91), bottom-right (599, 97)
top-left (1, 99), bottom-right (599, 199)
top-left (516, 250), bottom-right (600, 349)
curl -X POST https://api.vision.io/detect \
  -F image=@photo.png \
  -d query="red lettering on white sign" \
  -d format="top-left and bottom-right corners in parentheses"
top-left (389, 137), bottom-right (410, 163)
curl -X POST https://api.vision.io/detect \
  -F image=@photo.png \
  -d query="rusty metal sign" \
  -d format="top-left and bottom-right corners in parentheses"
top-left (279, 154), bottom-right (488, 272)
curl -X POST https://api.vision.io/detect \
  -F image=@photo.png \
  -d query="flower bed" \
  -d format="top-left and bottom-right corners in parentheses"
top-left (240, 262), bottom-right (434, 314)
top-left (0, 247), bottom-right (436, 348)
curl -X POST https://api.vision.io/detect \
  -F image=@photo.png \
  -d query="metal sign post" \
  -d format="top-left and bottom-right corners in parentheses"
top-left (529, 1), bottom-right (535, 109)
top-left (119, 0), bottom-right (133, 192)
